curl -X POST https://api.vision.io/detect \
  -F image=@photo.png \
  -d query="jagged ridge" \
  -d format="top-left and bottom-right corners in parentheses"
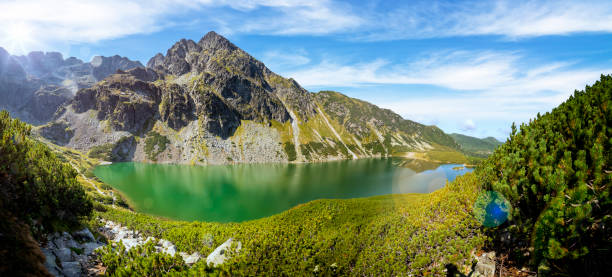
top-left (39, 31), bottom-right (463, 164)
top-left (0, 47), bottom-right (142, 125)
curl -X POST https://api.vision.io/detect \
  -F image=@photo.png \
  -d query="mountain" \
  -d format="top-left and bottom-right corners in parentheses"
top-left (38, 31), bottom-right (462, 164)
top-left (450, 133), bottom-right (502, 157)
top-left (0, 47), bottom-right (142, 125)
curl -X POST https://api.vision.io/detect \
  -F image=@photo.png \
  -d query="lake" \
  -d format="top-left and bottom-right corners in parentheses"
top-left (93, 158), bottom-right (473, 222)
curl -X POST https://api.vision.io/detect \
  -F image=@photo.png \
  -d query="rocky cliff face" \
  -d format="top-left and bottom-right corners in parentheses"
top-left (40, 31), bottom-right (460, 164)
top-left (0, 47), bottom-right (142, 125)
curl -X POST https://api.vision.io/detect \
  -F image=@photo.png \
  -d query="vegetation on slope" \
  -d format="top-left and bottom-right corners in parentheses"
top-left (450, 133), bottom-right (502, 157)
top-left (314, 90), bottom-right (461, 151)
top-left (92, 174), bottom-right (485, 276)
top-left (145, 131), bottom-right (170, 161)
top-left (0, 110), bottom-right (92, 275)
top-left (476, 75), bottom-right (612, 275)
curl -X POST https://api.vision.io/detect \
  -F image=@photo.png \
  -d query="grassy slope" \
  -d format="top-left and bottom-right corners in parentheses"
top-left (91, 173), bottom-right (485, 276)
top-left (450, 133), bottom-right (502, 157)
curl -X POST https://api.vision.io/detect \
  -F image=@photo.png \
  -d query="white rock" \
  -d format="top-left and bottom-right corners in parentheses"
top-left (184, 252), bottom-right (201, 265)
top-left (162, 245), bottom-right (177, 256)
top-left (119, 238), bottom-right (141, 251)
top-left (114, 228), bottom-right (131, 240)
top-left (206, 238), bottom-right (241, 267)
top-left (159, 239), bottom-right (173, 249)
top-left (179, 252), bottom-right (189, 260)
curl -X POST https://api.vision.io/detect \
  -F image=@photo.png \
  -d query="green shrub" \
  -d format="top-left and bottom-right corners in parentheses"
top-left (283, 142), bottom-right (296, 161)
top-left (144, 131), bottom-right (169, 161)
top-left (87, 143), bottom-right (114, 160)
top-left (0, 110), bottom-right (92, 238)
top-left (477, 75), bottom-right (612, 274)
top-left (96, 173), bottom-right (485, 276)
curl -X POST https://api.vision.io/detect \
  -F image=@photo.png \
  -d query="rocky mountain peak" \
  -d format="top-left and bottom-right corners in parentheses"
top-left (146, 53), bottom-right (165, 68)
top-left (90, 55), bottom-right (144, 80)
top-left (198, 31), bottom-right (237, 52)
top-left (0, 48), bottom-right (143, 125)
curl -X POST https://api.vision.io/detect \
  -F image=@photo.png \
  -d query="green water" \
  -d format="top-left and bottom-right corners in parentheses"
top-left (94, 158), bottom-right (472, 222)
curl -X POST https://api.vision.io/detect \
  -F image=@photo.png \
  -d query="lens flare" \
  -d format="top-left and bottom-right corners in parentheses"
top-left (473, 190), bottom-right (511, 227)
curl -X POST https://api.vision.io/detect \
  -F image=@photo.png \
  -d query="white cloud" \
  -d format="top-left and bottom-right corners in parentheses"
top-left (3, 0), bottom-right (611, 55)
top-left (261, 50), bottom-right (311, 70)
top-left (361, 0), bottom-right (612, 40)
top-left (0, 0), bottom-right (361, 54)
top-left (461, 119), bottom-right (476, 132)
top-left (284, 49), bottom-right (610, 138)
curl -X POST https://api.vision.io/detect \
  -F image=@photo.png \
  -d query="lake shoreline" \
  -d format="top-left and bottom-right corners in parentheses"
top-left (94, 158), bottom-right (474, 222)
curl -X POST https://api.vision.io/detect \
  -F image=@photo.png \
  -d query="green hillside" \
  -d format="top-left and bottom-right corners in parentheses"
top-left (0, 111), bottom-right (92, 275)
top-left (450, 133), bottom-right (502, 157)
top-left (476, 75), bottom-right (612, 275)
top-left (3, 74), bottom-right (610, 275)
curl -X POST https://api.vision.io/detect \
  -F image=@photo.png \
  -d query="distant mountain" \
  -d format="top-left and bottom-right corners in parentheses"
top-left (38, 31), bottom-right (462, 164)
top-left (450, 133), bottom-right (502, 157)
top-left (0, 47), bottom-right (142, 125)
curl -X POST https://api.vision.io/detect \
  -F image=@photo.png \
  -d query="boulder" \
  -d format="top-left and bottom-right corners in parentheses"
top-left (82, 242), bottom-right (103, 255)
top-left (60, 261), bottom-right (82, 277)
top-left (119, 238), bottom-right (141, 251)
top-left (54, 247), bottom-right (73, 263)
top-left (474, 251), bottom-right (496, 277)
top-left (73, 227), bottom-right (95, 242)
top-left (206, 238), bottom-right (241, 267)
top-left (184, 252), bottom-right (202, 265)
top-left (42, 248), bottom-right (61, 276)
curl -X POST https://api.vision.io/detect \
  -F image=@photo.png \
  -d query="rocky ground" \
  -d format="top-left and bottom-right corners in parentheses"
top-left (41, 219), bottom-right (240, 276)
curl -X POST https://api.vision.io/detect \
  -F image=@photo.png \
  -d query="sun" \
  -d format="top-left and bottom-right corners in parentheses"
top-left (4, 22), bottom-right (35, 54)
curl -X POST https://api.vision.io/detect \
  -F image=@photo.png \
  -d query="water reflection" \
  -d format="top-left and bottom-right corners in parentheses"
top-left (94, 158), bottom-right (473, 222)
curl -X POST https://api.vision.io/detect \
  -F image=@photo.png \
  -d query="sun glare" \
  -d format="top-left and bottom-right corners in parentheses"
top-left (4, 23), bottom-right (35, 54)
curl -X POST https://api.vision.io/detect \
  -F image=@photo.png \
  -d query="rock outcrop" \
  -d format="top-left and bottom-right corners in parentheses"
top-left (41, 228), bottom-right (104, 277)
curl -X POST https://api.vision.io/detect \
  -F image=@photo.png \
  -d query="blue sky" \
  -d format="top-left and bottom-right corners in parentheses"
top-left (2, 0), bottom-right (612, 140)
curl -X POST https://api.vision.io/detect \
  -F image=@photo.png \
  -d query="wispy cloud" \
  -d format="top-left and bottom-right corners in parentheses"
top-left (0, 0), bottom-right (361, 54)
top-left (3, 0), bottom-right (611, 55)
top-left (284, 49), bottom-right (610, 137)
top-left (361, 0), bottom-right (612, 40)
top-left (260, 49), bottom-right (311, 70)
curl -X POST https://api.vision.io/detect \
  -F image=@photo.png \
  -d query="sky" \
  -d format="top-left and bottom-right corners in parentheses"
top-left (1, 0), bottom-right (611, 141)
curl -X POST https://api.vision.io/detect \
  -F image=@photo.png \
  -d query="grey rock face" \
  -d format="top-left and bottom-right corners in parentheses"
top-left (91, 55), bottom-right (144, 81)
top-left (41, 31), bottom-right (460, 165)
top-left (0, 47), bottom-right (142, 125)
top-left (71, 73), bottom-right (160, 133)
top-left (160, 83), bottom-right (194, 130)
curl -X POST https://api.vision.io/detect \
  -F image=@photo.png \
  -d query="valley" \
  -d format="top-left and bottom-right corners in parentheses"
top-left (1, 29), bottom-right (608, 277)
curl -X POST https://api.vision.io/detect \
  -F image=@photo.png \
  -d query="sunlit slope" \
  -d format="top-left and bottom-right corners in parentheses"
top-left (39, 31), bottom-right (467, 165)
top-left (95, 173), bottom-right (485, 276)
top-left (476, 75), bottom-right (612, 274)
top-left (450, 133), bottom-right (502, 157)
